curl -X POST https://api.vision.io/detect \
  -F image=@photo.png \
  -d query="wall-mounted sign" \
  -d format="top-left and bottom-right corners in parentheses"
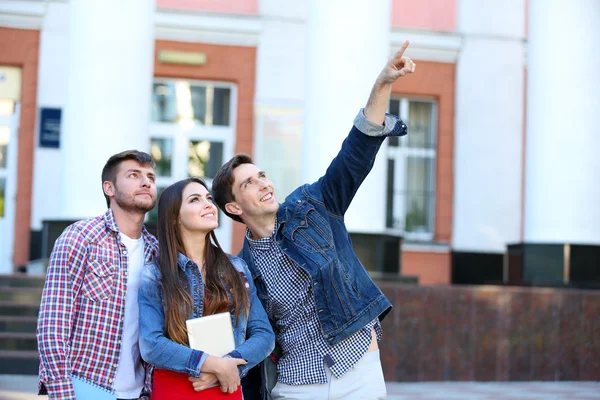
top-left (39, 108), bottom-right (62, 148)
top-left (0, 66), bottom-right (22, 101)
top-left (158, 50), bottom-right (207, 66)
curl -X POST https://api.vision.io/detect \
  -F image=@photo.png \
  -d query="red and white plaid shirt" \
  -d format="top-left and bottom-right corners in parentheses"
top-left (37, 209), bottom-right (158, 399)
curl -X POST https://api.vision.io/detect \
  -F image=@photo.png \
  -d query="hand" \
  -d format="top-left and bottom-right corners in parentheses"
top-left (204, 356), bottom-right (247, 394)
top-left (376, 40), bottom-right (416, 85)
top-left (189, 372), bottom-right (219, 392)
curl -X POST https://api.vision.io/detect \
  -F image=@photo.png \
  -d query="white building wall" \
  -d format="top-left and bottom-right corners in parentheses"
top-left (452, 0), bottom-right (526, 252)
top-left (31, 2), bottom-right (69, 230)
top-left (524, 0), bottom-right (600, 244)
top-left (59, 0), bottom-right (156, 219)
top-left (253, 0), bottom-right (307, 200)
top-left (303, 0), bottom-right (391, 234)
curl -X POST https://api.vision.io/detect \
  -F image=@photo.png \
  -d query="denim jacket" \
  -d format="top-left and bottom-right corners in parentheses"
top-left (138, 253), bottom-right (275, 380)
top-left (240, 109), bottom-right (406, 399)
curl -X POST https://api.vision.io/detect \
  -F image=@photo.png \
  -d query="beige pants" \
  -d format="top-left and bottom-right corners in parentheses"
top-left (271, 350), bottom-right (387, 400)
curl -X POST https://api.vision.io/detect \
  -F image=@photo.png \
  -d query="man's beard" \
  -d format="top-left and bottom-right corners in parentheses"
top-left (113, 190), bottom-right (155, 214)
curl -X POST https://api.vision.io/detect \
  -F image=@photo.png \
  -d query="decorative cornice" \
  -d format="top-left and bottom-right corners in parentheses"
top-left (391, 28), bottom-right (462, 63)
top-left (155, 9), bottom-right (261, 47)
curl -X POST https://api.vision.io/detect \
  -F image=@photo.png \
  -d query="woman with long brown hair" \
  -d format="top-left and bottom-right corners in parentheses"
top-left (138, 177), bottom-right (274, 399)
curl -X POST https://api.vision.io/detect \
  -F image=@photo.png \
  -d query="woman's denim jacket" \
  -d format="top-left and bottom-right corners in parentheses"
top-left (240, 109), bottom-right (406, 399)
top-left (138, 253), bottom-right (275, 379)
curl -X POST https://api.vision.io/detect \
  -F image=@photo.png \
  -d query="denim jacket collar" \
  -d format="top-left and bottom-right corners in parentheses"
top-left (176, 252), bottom-right (196, 272)
top-left (276, 204), bottom-right (289, 226)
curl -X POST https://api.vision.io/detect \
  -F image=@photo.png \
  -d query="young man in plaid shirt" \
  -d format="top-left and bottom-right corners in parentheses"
top-left (37, 150), bottom-right (159, 400)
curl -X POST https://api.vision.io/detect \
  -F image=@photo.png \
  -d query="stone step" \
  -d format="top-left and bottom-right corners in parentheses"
top-left (0, 350), bottom-right (39, 375)
top-left (0, 287), bottom-right (42, 303)
top-left (0, 332), bottom-right (38, 352)
top-left (0, 274), bottom-right (46, 289)
top-left (0, 315), bottom-right (38, 332)
top-left (0, 301), bottom-right (39, 317)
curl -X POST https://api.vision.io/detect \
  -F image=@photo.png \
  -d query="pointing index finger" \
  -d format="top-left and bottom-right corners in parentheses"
top-left (395, 40), bottom-right (410, 61)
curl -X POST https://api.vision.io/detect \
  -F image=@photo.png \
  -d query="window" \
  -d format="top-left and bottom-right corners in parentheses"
top-left (188, 140), bottom-right (223, 179)
top-left (0, 125), bottom-right (11, 218)
top-left (148, 79), bottom-right (236, 251)
top-left (150, 138), bottom-right (173, 177)
top-left (152, 82), bottom-right (230, 126)
top-left (0, 178), bottom-right (5, 218)
top-left (386, 98), bottom-right (437, 241)
top-left (0, 125), bottom-right (8, 169)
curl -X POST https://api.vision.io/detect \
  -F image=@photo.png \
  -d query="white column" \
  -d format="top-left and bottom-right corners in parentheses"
top-left (253, 0), bottom-right (307, 200)
top-left (303, 0), bottom-right (391, 233)
top-left (524, 0), bottom-right (600, 244)
top-left (60, 1), bottom-right (155, 219)
top-left (31, 2), bottom-right (69, 230)
top-left (453, 0), bottom-right (526, 252)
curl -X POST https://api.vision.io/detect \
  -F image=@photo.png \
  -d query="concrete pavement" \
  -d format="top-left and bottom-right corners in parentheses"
top-left (1, 375), bottom-right (599, 399)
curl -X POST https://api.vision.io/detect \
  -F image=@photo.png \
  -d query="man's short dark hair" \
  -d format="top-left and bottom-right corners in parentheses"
top-left (101, 150), bottom-right (155, 208)
top-left (212, 154), bottom-right (254, 223)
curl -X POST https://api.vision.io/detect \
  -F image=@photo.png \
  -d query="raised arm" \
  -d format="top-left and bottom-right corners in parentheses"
top-left (36, 226), bottom-right (87, 399)
top-left (309, 41), bottom-right (416, 216)
top-left (364, 40), bottom-right (416, 124)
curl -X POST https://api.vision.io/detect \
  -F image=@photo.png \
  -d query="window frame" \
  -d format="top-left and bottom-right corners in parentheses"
top-left (386, 96), bottom-right (438, 242)
top-left (148, 78), bottom-right (238, 252)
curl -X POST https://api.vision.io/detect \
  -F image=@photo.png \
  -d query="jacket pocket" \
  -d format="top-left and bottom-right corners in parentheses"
top-left (81, 259), bottom-right (115, 301)
top-left (286, 203), bottom-right (333, 253)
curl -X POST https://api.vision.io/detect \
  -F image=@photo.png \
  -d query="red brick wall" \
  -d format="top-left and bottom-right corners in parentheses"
top-left (392, 61), bottom-right (455, 284)
top-left (0, 27), bottom-right (39, 270)
top-left (402, 251), bottom-right (451, 284)
top-left (153, 40), bottom-right (256, 253)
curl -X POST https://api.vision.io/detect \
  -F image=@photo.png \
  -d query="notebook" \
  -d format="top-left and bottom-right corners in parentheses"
top-left (71, 375), bottom-right (116, 400)
top-left (186, 311), bottom-right (236, 356)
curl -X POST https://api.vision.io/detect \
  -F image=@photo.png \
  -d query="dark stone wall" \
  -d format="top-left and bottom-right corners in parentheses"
top-left (377, 284), bottom-right (600, 381)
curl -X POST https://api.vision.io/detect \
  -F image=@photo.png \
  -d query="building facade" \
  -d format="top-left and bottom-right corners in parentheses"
top-left (0, 0), bottom-right (598, 287)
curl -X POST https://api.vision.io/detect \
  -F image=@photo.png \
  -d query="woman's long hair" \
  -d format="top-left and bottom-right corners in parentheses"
top-left (156, 177), bottom-right (249, 346)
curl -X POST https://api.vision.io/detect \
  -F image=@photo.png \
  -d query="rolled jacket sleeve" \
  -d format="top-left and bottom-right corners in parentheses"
top-left (353, 108), bottom-right (407, 137)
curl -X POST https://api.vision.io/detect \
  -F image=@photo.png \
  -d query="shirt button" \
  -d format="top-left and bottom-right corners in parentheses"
top-left (300, 220), bottom-right (306, 226)
top-left (123, 250), bottom-right (128, 255)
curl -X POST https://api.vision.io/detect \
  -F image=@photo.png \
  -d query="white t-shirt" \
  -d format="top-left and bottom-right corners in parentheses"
top-left (113, 233), bottom-right (146, 398)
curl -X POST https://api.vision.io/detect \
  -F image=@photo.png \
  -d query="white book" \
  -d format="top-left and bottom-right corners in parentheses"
top-left (186, 312), bottom-right (236, 356)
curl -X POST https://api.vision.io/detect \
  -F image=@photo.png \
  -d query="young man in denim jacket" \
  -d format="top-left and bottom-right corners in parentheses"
top-left (212, 41), bottom-right (416, 399)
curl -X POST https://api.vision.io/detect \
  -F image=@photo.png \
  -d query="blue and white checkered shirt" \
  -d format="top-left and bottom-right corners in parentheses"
top-left (246, 219), bottom-right (382, 385)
